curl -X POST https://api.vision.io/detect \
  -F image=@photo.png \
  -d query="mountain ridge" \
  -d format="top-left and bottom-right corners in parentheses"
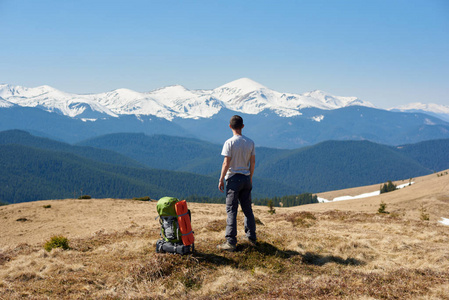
top-left (1, 80), bottom-right (448, 122)
top-left (0, 79), bottom-right (374, 120)
top-left (1, 80), bottom-right (449, 148)
top-left (390, 102), bottom-right (449, 122)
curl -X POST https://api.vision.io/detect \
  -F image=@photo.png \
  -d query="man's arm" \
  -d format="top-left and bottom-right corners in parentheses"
top-left (218, 156), bottom-right (231, 192)
top-left (250, 154), bottom-right (255, 183)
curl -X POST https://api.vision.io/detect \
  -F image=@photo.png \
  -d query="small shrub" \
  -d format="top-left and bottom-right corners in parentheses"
top-left (380, 181), bottom-right (397, 194)
top-left (43, 205), bottom-right (51, 209)
top-left (44, 235), bottom-right (70, 252)
top-left (268, 199), bottom-right (276, 215)
top-left (78, 195), bottom-right (91, 199)
top-left (378, 201), bottom-right (388, 214)
top-left (420, 204), bottom-right (430, 221)
top-left (0, 253), bottom-right (11, 265)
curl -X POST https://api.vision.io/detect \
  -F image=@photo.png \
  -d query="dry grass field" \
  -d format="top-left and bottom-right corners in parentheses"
top-left (1, 171), bottom-right (448, 299)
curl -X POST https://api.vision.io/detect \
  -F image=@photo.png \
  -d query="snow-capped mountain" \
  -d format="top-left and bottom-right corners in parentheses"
top-left (0, 79), bottom-right (374, 120)
top-left (390, 102), bottom-right (449, 122)
top-left (211, 78), bottom-right (375, 117)
top-left (0, 84), bottom-right (117, 118)
top-left (0, 97), bottom-right (14, 108)
top-left (2, 79), bottom-right (448, 148)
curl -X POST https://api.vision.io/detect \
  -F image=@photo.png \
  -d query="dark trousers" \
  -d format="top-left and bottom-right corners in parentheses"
top-left (225, 174), bottom-right (256, 245)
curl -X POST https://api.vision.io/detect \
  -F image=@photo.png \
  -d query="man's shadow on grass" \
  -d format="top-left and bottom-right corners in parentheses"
top-left (193, 241), bottom-right (364, 267)
top-left (301, 251), bottom-right (364, 266)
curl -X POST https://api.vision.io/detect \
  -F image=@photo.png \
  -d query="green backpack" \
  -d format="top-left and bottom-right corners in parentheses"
top-left (156, 197), bottom-right (181, 243)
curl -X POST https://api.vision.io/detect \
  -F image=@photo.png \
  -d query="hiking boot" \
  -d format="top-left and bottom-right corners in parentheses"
top-left (217, 241), bottom-right (236, 252)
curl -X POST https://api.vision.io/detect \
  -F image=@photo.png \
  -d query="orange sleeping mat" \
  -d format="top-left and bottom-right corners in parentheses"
top-left (175, 200), bottom-right (194, 246)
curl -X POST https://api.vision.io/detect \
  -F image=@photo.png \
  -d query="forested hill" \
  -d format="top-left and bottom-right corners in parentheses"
top-left (0, 144), bottom-right (219, 203)
top-left (79, 132), bottom-right (446, 192)
top-left (1, 130), bottom-right (448, 204)
top-left (0, 131), bottom-right (300, 203)
top-left (78, 133), bottom-right (223, 176)
top-left (0, 130), bottom-right (142, 168)
top-left (255, 140), bottom-right (433, 192)
top-left (395, 139), bottom-right (449, 172)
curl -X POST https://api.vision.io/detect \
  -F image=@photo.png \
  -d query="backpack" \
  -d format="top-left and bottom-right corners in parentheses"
top-left (155, 197), bottom-right (194, 255)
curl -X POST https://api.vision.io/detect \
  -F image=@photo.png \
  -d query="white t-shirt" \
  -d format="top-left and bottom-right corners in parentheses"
top-left (221, 134), bottom-right (255, 180)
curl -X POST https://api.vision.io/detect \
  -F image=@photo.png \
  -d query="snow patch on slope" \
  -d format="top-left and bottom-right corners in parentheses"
top-left (312, 115), bottom-right (324, 122)
top-left (318, 182), bottom-right (414, 203)
top-left (439, 218), bottom-right (449, 226)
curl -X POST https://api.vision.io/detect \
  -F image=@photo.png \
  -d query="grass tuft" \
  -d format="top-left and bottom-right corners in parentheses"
top-left (44, 236), bottom-right (70, 252)
top-left (205, 219), bottom-right (227, 232)
top-left (285, 211), bottom-right (317, 227)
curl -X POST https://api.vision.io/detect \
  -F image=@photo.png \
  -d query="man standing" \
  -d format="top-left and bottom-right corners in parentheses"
top-left (218, 115), bottom-right (257, 251)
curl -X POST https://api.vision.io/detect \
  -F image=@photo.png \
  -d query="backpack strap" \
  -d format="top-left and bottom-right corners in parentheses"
top-left (181, 230), bottom-right (193, 236)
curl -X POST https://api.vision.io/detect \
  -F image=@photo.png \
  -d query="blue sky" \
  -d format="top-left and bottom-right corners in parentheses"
top-left (0, 0), bottom-right (448, 107)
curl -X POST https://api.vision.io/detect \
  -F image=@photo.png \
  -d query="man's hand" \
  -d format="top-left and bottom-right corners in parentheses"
top-left (218, 179), bottom-right (225, 193)
top-left (218, 156), bottom-right (231, 192)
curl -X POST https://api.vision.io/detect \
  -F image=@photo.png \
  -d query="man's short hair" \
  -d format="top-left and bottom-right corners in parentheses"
top-left (230, 115), bottom-right (244, 130)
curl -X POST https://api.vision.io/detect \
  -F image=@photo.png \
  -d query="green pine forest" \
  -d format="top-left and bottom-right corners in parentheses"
top-left (1, 130), bottom-right (448, 206)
